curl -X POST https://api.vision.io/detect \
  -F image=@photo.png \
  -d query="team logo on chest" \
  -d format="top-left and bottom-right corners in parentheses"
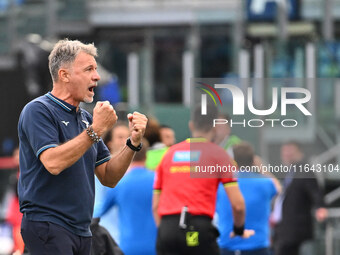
top-left (82, 120), bottom-right (89, 128)
top-left (61, 121), bottom-right (69, 126)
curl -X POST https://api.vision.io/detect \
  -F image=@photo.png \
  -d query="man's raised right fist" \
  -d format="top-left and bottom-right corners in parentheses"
top-left (92, 101), bottom-right (118, 137)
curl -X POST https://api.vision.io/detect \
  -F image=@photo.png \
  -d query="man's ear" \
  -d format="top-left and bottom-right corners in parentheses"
top-left (59, 69), bottom-right (69, 83)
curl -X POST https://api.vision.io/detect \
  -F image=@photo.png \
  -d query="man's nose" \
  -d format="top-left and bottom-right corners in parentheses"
top-left (93, 70), bottom-right (101, 81)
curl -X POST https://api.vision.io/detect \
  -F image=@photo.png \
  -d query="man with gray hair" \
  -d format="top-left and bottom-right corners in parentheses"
top-left (18, 39), bottom-right (148, 255)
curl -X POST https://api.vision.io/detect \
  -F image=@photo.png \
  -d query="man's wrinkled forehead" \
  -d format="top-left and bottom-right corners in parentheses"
top-left (71, 51), bottom-right (97, 68)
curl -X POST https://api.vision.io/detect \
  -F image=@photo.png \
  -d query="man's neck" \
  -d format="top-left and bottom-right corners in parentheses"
top-left (191, 130), bottom-right (214, 142)
top-left (51, 86), bottom-right (80, 110)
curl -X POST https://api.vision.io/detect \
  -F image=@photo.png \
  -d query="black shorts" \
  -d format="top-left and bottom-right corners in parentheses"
top-left (156, 214), bottom-right (220, 255)
top-left (21, 217), bottom-right (92, 255)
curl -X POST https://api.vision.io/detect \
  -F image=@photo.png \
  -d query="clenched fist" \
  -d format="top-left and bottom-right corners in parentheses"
top-left (92, 101), bottom-right (118, 136)
top-left (127, 112), bottom-right (148, 146)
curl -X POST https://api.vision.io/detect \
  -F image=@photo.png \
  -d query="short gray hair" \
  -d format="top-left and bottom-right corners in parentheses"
top-left (48, 39), bottom-right (98, 82)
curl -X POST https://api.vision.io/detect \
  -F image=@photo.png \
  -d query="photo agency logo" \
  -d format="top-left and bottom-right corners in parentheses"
top-left (195, 80), bottom-right (312, 128)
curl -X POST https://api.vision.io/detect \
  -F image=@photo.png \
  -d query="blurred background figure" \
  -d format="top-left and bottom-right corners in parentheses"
top-left (272, 141), bottom-right (328, 255)
top-left (153, 105), bottom-right (251, 255)
top-left (159, 125), bottom-right (176, 148)
top-left (93, 139), bottom-right (157, 255)
top-left (213, 113), bottom-right (241, 157)
top-left (103, 122), bottom-right (130, 157)
top-left (96, 67), bottom-right (121, 106)
top-left (144, 117), bottom-right (168, 171)
top-left (0, 147), bottom-right (24, 255)
top-left (94, 121), bottom-right (130, 242)
top-left (216, 142), bottom-right (281, 255)
top-left (5, 147), bottom-right (24, 255)
top-left (16, 34), bottom-right (54, 100)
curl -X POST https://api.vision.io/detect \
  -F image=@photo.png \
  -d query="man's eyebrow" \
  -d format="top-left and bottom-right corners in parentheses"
top-left (83, 64), bottom-right (97, 70)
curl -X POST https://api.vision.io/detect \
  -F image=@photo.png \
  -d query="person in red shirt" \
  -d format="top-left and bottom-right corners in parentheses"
top-left (5, 147), bottom-right (25, 255)
top-left (153, 105), bottom-right (254, 255)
